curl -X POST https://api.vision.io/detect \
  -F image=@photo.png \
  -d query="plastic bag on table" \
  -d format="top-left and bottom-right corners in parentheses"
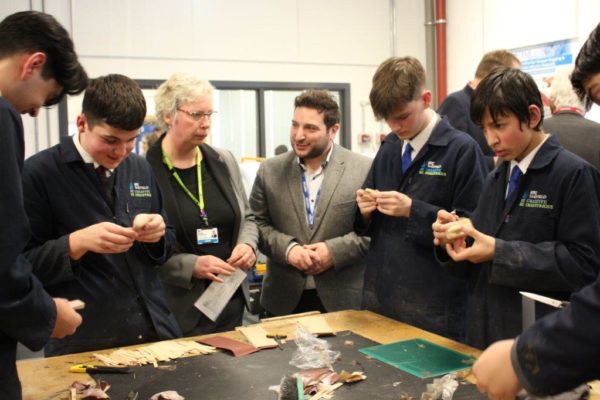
top-left (289, 323), bottom-right (340, 370)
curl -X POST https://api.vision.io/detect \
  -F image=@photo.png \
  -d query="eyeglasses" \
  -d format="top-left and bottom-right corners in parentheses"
top-left (177, 108), bottom-right (218, 121)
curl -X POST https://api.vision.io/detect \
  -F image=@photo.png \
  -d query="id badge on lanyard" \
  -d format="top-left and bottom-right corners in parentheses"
top-left (163, 148), bottom-right (219, 245)
top-left (197, 227), bottom-right (219, 245)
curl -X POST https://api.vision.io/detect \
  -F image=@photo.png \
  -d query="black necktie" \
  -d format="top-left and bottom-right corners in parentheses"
top-left (96, 165), bottom-right (115, 208)
top-left (96, 165), bottom-right (111, 178)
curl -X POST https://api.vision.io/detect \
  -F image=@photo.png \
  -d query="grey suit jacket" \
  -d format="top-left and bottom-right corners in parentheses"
top-left (250, 144), bottom-right (371, 315)
top-left (147, 139), bottom-right (258, 333)
top-left (543, 111), bottom-right (600, 170)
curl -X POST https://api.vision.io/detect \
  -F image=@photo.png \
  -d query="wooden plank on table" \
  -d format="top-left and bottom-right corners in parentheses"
top-left (297, 315), bottom-right (334, 336)
top-left (259, 310), bottom-right (321, 322)
top-left (236, 325), bottom-right (278, 348)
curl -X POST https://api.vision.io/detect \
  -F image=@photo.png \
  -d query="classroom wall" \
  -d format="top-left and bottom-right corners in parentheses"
top-left (446, 0), bottom-right (600, 93)
top-left (2, 0), bottom-right (600, 157)
top-left (1, 0), bottom-right (392, 157)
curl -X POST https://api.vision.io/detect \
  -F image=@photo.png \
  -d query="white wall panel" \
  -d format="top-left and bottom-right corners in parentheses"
top-left (297, 0), bottom-right (389, 65)
top-left (72, 0), bottom-right (195, 58)
top-left (72, 0), bottom-right (388, 66)
top-left (0, 0), bottom-right (30, 17)
top-left (446, 0), bottom-right (483, 92)
top-left (483, 0), bottom-right (577, 50)
top-left (395, 0), bottom-right (426, 64)
top-left (193, 0), bottom-right (298, 62)
top-left (576, 0), bottom-right (600, 51)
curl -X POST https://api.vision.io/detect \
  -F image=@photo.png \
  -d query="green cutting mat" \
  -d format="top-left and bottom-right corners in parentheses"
top-left (359, 338), bottom-right (475, 378)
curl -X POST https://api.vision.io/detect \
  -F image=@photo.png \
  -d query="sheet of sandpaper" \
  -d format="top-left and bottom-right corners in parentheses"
top-left (359, 338), bottom-right (475, 378)
top-left (90, 331), bottom-right (484, 400)
top-left (198, 336), bottom-right (259, 357)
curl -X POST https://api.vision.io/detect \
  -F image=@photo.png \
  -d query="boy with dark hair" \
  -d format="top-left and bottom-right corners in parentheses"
top-left (0, 11), bottom-right (88, 109)
top-left (437, 49), bottom-right (520, 170)
top-left (23, 74), bottom-right (181, 356)
top-left (571, 22), bottom-right (600, 109)
top-left (433, 67), bottom-right (600, 349)
top-left (0, 10), bottom-right (87, 399)
top-left (470, 22), bottom-right (600, 399)
top-left (355, 56), bottom-right (486, 341)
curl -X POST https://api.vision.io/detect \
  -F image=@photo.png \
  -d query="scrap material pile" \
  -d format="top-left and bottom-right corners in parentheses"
top-left (93, 340), bottom-right (216, 367)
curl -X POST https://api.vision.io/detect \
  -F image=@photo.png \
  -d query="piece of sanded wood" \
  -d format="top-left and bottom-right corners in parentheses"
top-left (68, 299), bottom-right (85, 310)
top-left (298, 315), bottom-right (335, 336)
top-left (236, 325), bottom-right (278, 348)
top-left (260, 310), bottom-right (321, 322)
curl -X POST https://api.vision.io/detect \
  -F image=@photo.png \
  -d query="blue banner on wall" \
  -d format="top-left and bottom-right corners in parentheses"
top-left (512, 39), bottom-right (575, 77)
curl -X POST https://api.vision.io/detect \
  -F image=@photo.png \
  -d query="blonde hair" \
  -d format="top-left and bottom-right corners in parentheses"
top-left (154, 72), bottom-right (214, 131)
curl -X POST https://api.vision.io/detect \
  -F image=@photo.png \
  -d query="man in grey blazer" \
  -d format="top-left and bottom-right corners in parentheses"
top-left (250, 89), bottom-right (371, 315)
top-left (543, 68), bottom-right (600, 170)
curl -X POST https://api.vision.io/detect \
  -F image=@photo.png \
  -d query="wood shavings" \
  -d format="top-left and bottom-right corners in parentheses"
top-left (309, 382), bottom-right (343, 399)
top-left (93, 340), bottom-right (216, 367)
top-left (80, 388), bottom-right (109, 399)
top-left (338, 370), bottom-right (367, 383)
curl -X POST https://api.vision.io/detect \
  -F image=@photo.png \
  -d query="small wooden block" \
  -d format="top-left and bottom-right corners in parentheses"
top-left (68, 299), bottom-right (86, 310)
top-left (445, 218), bottom-right (473, 240)
top-left (237, 325), bottom-right (278, 349)
top-left (297, 315), bottom-right (335, 336)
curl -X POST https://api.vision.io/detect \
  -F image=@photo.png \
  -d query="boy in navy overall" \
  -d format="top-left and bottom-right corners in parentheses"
top-left (433, 68), bottom-right (600, 350)
top-left (355, 56), bottom-right (487, 341)
top-left (469, 22), bottom-right (600, 399)
top-left (0, 11), bottom-right (87, 398)
top-left (23, 74), bottom-right (181, 356)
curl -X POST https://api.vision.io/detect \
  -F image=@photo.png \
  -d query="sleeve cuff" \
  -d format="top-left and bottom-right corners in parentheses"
top-left (285, 242), bottom-right (300, 262)
top-left (511, 336), bottom-right (540, 396)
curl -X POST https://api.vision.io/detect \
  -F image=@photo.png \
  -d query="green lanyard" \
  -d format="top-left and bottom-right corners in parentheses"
top-left (162, 148), bottom-right (209, 226)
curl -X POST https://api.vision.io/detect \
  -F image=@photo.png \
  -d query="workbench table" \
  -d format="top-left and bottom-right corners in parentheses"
top-left (18, 310), bottom-right (481, 399)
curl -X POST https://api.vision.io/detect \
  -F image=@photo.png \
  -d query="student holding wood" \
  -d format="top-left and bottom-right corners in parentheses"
top-left (22, 74), bottom-right (181, 356)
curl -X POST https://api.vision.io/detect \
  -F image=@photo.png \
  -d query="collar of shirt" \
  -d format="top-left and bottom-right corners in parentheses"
top-left (72, 133), bottom-right (115, 173)
top-left (509, 133), bottom-right (550, 176)
top-left (402, 109), bottom-right (439, 160)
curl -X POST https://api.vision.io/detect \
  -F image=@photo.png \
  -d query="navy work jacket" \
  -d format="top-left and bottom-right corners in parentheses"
top-left (356, 117), bottom-right (487, 340)
top-left (447, 135), bottom-right (600, 349)
top-left (0, 98), bottom-right (56, 399)
top-left (23, 136), bottom-right (181, 355)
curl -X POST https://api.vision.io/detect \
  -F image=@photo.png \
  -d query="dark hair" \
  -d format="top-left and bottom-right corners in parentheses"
top-left (471, 67), bottom-right (544, 131)
top-left (0, 11), bottom-right (88, 106)
top-left (83, 74), bottom-right (146, 131)
top-left (294, 89), bottom-right (340, 130)
top-left (370, 56), bottom-right (426, 120)
top-left (474, 50), bottom-right (520, 79)
top-left (571, 22), bottom-right (600, 109)
top-left (274, 144), bottom-right (288, 155)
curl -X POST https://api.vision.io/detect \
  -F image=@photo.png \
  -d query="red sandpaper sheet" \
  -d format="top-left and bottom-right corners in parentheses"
top-left (198, 336), bottom-right (260, 357)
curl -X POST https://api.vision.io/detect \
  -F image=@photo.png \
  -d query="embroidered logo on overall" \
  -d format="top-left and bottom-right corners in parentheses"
top-left (129, 182), bottom-right (152, 198)
top-left (418, 161), bottom-right (447, 176)
top-left (518, 190), bottom-right (554, 209)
